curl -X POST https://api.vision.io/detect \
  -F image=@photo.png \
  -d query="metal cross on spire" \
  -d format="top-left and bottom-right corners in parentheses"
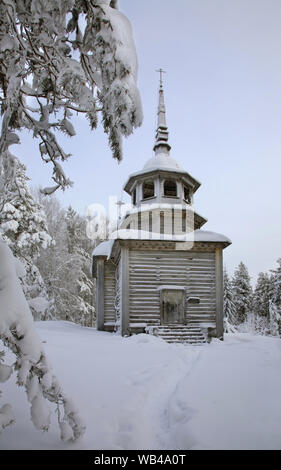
top-left (156, 68), bottom-right (166, 88)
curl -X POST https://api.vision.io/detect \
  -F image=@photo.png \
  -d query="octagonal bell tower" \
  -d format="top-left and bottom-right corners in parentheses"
top-left (122, 75), bottom-right (207, 235)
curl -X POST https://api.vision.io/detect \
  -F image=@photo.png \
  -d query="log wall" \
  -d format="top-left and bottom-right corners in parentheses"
top-left (104, 260), bottom-right (116, 326)
top-left (128, 249), bottom-right (216, 327)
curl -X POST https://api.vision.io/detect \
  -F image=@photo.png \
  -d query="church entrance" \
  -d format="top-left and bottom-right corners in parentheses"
top-left (159, 287), bottom-right (185, 325)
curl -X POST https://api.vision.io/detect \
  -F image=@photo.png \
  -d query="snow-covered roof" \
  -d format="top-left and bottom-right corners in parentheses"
top-left (92, 239), bottom-right (115, 258)
top-left (124, 161), bottom-right (200, 184)
top-left (143, 152), bottom-right (184, 172)
top-left (193, 230), bottom-right (232, 244)
top-left (120, 202), bottom-right (206, 219)
top-left (108, 228), bottom-right (231, 244)
top-left (123, 163), bottom-right (201, 195)
top-left (92, 230), bottom-right (231, 259)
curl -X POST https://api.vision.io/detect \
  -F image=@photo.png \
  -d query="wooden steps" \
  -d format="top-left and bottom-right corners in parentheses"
top-left (153, 323), bottom-right (207, 345)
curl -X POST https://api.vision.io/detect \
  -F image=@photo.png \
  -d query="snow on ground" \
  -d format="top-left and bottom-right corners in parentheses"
top-left (1, 321), bottom-right (281, 450)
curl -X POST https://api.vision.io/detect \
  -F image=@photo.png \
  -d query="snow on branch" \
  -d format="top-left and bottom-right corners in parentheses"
top-left (0, 0), bottom-right (143, 192)
top-left (0, 240), bottom-right (85, 441)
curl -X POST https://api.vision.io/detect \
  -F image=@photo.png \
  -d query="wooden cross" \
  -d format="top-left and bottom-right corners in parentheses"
top-left (116, 199), bottom-right (125, 228)
top-left (156, 68), bottom-right (166, 87)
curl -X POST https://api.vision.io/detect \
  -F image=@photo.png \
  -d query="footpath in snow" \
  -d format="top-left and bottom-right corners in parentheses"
top-left (0, 321), bottom-right (281, 450)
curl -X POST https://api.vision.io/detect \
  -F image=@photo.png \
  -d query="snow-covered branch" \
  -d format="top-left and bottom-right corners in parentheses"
top-left (0, 240), bottom-right (85, 441)
top-left (0, 0), bottom-right (143, 193)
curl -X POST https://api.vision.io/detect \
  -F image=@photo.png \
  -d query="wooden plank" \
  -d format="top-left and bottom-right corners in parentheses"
top-left (128, 249), bottom-right (216, 326)
top-left (215, 247), bottom-right (224, 339)
top-left (121, 246), bottom-right (130, 336)
top-left (96, 259), bottom-right (104, 331)
top-left (104, 261), bottom-right (116, 323)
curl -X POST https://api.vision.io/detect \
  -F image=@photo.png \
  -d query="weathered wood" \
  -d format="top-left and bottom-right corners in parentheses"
top-left (120, 207), bottom-right (203, 235)
top-left (96, 258), bottom-right (105, 331)
top-left (215, 247), bottom-right (224, 339)
top-left (120, 246), bottom-right (130, 336)
top-left (129, 249), bottom-right (216, 327)
top-left (121, 240), bottom-right (226, 252)
top-left (104, 261), bottom-right (116, 325)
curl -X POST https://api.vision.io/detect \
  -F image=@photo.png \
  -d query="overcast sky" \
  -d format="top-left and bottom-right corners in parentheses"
top-left (16, 0), bottom-right (281, 284)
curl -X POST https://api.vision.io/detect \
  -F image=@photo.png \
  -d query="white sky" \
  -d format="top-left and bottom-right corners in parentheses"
top-left (14, 0), bottom-right (281, 284)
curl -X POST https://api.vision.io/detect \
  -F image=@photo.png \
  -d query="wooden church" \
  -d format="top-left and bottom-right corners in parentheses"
top-left (92, 77), bottom-right (231, 344)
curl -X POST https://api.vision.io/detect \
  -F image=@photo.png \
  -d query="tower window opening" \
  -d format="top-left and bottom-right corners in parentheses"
top-left (164, 180), bottom-right (177, 197)
top-left (138, 212), bottom-right (142, 230)
top-left (149, 211), bottom-right (153, 233)
top-left (184, 185), bottom-right (191, 203)
top-left (143, 180), bottom-right (155, 199)
top-left (160, 211), bottom-right (164, 234)
top-left (182, 210), bottom-right (187, 233)
top-left (132, 188), bottom-right (136, 206)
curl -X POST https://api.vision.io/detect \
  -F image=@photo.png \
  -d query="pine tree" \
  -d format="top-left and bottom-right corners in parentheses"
top-left (253, 272), bottom-right (272, 317)
top-left (35, 198), bottom-right (95, 326)
top-left (223, 268), bottom-right (237, 331)
top-left (64, 207), bottom-right (95, 326)
top-left (252, 272), bottom-right (272, 335)
top-left (269, 301), bottom-right (280, 336)
top-left (232, 262), bottom-right (253, 324)
top-left (0, 156), bottom-right (52, 319)
top-left (269, 258), bottom-right (281, 336)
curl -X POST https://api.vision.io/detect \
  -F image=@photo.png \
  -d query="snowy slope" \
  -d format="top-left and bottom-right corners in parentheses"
top-left (1, 321), bottom-right (281, 450)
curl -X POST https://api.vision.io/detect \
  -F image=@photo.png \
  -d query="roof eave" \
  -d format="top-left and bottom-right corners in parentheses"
top-left (124, 168), bottom-right (201, 195)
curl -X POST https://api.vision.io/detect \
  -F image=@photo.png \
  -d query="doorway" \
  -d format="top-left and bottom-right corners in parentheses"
top-left (159, 287), bottom-right (185, 325)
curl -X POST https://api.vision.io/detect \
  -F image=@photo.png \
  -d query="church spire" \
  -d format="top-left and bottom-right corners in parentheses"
top-left (153, 69), bottom-right (171, 155)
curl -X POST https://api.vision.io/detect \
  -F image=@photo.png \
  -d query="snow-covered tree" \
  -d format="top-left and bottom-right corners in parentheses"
top-left (63, 206), bottom-right (95, 326)
top-left (0, 0), bottom-right (142, 441)
top-left (0, 155), bottom-right (52, 319)
top-left (232, 262), bottom-right (253, 324)
top-left (223, 268), bottom-right (237, 332)
top-left (269, 301), bottom-right (280, 337)
top-left (35, 197), bottom-right (95, 326)
top-left (269, 258), bottom-right (281, 336)
top-left (0, 240), bottom-right (85, 439)
top-left (271, 259), bottom-right (281, 306)
top-left (253, 272), bottom-right (272, 318)
top-left (0, 0), bottom-right (143, 194)
top-left (251, 271), bottom-right (272, 335)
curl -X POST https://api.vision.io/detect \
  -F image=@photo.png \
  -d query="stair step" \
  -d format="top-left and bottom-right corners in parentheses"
top-left (164, 337), bottom-right (205, 341)
top-left (161, 335), bottom-right (203, 338)
top-left (163, 341), bottom-right (205, 345)
top-left (153, 323), bottom-right (207, 344)
top-left (158, 328), bottom-right (202, 333)
top-left (158, 330), bottom-right (202, 336)
top-left (158, 329), bottom-right (204, 332)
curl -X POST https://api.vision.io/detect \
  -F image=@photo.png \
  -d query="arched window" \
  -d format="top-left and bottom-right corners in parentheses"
top-left (184, 185), bottom-right (191, 204)
top-left (164, 180), bottom-right (177, 197)
top-left (142, 179), bottom-right (155, 199)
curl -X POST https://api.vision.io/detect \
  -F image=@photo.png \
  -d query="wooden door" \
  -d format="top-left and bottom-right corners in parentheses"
top-left (161, 289), bottom-right (185, 325)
